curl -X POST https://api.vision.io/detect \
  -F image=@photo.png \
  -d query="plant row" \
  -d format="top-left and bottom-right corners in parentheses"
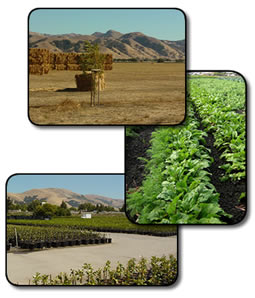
top-left (31, 255), bottom-right (177, 286)
top-left (7, 225), bottom-right (111, 251)
top-left (7, 214), bottom-right (177, 236)
top-left (188, 77), bottom-right (246, 182)
top-left (127, 103), bottom-right (230, 224)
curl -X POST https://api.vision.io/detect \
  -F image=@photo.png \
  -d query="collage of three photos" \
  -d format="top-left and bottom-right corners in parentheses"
top-left (5, 8), bottom-right (247, 286)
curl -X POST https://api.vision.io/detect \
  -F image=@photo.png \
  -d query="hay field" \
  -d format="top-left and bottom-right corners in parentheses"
top-left (29, 63), bottom-right (185, 125)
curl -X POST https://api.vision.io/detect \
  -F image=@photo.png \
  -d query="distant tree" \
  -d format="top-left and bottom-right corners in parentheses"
top-left (27, 199), bottom-right (41, 212)
top-left (60, 200), bottom-right (67, 209)
top-left (56, 206), bottom-right (71, 216)
top-left (33, 203), bottom-right (57, 218)
top-left (7, 197), bottom-right (13, 211)
top-left (69, 207), bottom-right (77, 212)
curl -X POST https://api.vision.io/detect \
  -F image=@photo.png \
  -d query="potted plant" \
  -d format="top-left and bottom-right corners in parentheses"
top-left (75, 41), bottom-right (105, 91)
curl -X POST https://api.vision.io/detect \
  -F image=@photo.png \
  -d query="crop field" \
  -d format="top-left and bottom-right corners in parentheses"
top-left (29, 62), bottom-right (185, 125)
top-left (7, 213), bottom-right (177, 235)
top-left (7, 214), bottom-right (177, 285)
top-left (126, 74), bottom-right (246, 224)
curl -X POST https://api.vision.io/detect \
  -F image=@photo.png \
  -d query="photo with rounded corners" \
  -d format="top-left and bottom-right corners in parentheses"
top-left (125, 70), bottom-right (247, 225)
top-left (6, 173), bottom-right (178, 286)
top-left (28, 7), bottom-right (186, 126)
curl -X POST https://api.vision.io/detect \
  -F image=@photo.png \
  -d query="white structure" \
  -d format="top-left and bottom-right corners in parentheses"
top-left (81, 213), bottom-right (92, 219)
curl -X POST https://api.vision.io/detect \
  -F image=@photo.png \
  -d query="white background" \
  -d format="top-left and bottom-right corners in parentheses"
top-left (1, 0), bottom-right (254, 296)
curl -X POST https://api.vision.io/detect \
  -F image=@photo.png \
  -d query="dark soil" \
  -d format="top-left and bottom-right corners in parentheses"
top-left (125, 126), bottom-right (156, 190)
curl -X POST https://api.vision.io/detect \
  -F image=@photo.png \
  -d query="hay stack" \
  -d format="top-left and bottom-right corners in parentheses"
top-left (49, 52), bottom-right (56, 70)
top-left (75, 72), bottom-right (105, 91)
top-left (66, 53), bottom-right (81, 64)
top-left (29, 49), bottom-right (113, 74)
top-left (104, 54), bottom-right (113, 71)
top-left (29, 48), bottom-right (50, 75)
top-left (67, 64), bottom-right (81, 71)
top-left (55, 53), bottom-right (68, 64)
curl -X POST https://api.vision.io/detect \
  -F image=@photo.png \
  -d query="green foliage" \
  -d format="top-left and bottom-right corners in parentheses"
top-left (127, 76), bottom-right (245, 224)
top-left (127, 103), bottom-right (230, 224)
top-left (7, 225), bottom-right (100, 244)
top-left (78, 202), bottom-right (115, 212)
top-left (33, 203), bottom-right (57, 218)
top-left (79, 41), bottom-right (105, 74)
top-left (60, 201), bottom-right (67, 209)
top-left (27, 199), bottom-right (41, 212)
top-left (7, 214), bottom-right (177, 235)
top-left (189, 76), bottom-right (246, 181)
top-left (126, 127), bottom-right (139, 137)
top-left (31, 255), bottom-right (177, 286)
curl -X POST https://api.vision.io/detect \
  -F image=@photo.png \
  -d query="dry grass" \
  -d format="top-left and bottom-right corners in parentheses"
top-left (29, 62), bottom-right (185, 125)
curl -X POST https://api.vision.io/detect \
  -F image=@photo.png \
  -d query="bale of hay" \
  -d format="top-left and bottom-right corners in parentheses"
top-left (55, 64), bottom-right (67, 70)
top-left (29, 48), bottom-right (50, 64)
top-left (55, 53), bottom-right (68, 64)
top-left (104, 64), bottom-right (113, 71)
top-left (43, 64), bottom-right (50, 74)
top-left (104, 54), bottom-right (113, 64)
top-left (75, 73), bottom-right (92, 91)
top-left (66, 64), bottom-right (81, 71)
top-left (66, 53), bottom-right (81, 64)
top-left (29, 64), bottom-right (44, 75)
top-left (75, 72), bottom-right (105, 91)
top-left (50, 52), bottom-right (56, 65)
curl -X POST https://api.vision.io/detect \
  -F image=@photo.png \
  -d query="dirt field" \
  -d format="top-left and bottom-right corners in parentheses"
top-left (29, 63), bottom-right (185, 125)
top-left (7, 233), bottom-right (177, 285)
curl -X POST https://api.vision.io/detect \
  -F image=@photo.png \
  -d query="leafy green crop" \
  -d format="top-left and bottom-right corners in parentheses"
top-left (31, 255), bottom-right (177, 286)
top-left (189, 76), bottom-right (246, 181)
top-left (127, 103), bottom-right (230, 224)
top-left (7, 214), bottom-right (177, 235)
top-left (127, 75), bottom-right (246, 224)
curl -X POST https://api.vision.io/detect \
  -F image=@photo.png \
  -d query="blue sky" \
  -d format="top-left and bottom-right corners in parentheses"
top-left (7, 174), bottom-right (124, 200)
top-left (29, 8), bottom-right (185, 41)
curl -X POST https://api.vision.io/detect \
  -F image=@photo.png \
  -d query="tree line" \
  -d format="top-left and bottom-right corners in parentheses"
top-left (7, 197), bottom-right (124, 218)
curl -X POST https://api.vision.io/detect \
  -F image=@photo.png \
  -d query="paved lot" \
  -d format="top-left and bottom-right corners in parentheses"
top-left (7, 232), bottom-right (177, 285)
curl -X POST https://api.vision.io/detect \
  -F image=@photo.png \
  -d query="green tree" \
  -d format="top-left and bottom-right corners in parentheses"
top-left (79, 41), bottom-right (105, 73)
top-left (33, 203), bottom-right (57, 218)
top-left (60, 200), bottom-right (67, 209)
top-left (56, 206), bottom-right (71, 216)
top-left (27, 199), bottom-right (41, 212)
top-left (7, 197), bottom-right (14, 211)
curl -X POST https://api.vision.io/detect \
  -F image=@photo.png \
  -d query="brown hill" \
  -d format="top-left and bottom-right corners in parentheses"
top-left (29, 30), bottom-right (185, 60)
top-left (7, 188), bottom-right (123, 209)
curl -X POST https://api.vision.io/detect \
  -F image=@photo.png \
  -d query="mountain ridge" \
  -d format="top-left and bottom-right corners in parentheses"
top-left (29, 30), bottom-right (185, 60)
top-left (7, 188), bottom-right (123, 209)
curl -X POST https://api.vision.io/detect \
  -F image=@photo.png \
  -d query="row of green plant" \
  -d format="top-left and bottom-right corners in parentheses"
top-left (31, 255), bottom-right (177, 286)
top-left (7, 214), bottom-right (177, 235)
top-left (127, 103), bottom-right (230, 224)
top-left (7, 225), bottom-right (102, 245)
top-left (189, 77), bottom-right (246, 182)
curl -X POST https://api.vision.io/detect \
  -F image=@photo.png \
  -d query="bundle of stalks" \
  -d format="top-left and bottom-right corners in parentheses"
top-left (66, 64), bottom-right (81, 71)
top-left (75, 72), bottom-right (105, 91)
top-left (29, 48), bottom-right (51, 74)
top-left (29, 64), bottom-right (44, 75)
top-left (104, 64), bottom-right (113, 70)
top-left (55, 64), bottom-right (67, 70)
top-left (66, 53), bottom-right (81, 64)
top-left (55, 53), bottom-right (68, 64)
top-left (29, 48), bottom-right (50, 64)
top-left (104, 54), bottom-right (113, 64)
